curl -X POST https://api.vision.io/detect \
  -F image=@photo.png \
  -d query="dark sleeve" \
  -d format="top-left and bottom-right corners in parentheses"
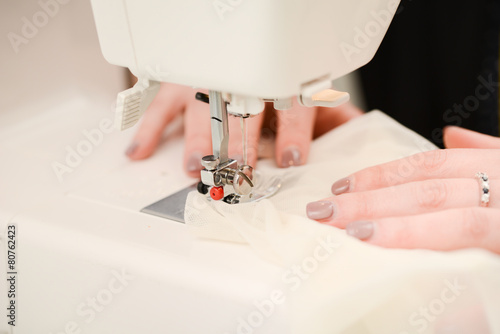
top-left (357, 0), bottom-right (499, 147)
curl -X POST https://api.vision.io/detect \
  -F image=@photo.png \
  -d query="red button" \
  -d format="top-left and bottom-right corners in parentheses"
top-left (210, 186), bottom-right (224, 201)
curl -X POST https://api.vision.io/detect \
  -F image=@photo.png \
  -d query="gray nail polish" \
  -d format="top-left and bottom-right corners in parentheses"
top-left (187, 152), bottom-right (203, 172)
top-left (281, 146), bottom-right (301, 168)
top-left (125, 142), bottom-right (139, 157)
top-left (331, 177), bottom-right (351, 195)
top-left (306, 201), bottom-right (334, 220)
top-left (346, 221), bottom-right (374, 240)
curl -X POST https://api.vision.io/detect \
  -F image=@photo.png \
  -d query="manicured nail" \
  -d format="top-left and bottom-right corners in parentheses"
top-left (125, 142), bottom-right (139, 157)
top-left (281, 146), bottom-right (301, 168)
top-left (331, 177), bottom-right (351, 195)
top-left (346, 221), bottom-right (374, 240)
top-left (187, 152), bottom-right (203, 172)
top-left (306, 201), bottom-right (334, 220)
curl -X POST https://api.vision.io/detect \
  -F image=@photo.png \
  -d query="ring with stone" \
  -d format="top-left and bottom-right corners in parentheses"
top-left (475, 172), bottom-right (490, 207)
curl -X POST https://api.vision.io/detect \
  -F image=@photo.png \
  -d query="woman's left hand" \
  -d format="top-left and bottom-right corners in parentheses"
top-left (306, 126), bottom-right (500, 254)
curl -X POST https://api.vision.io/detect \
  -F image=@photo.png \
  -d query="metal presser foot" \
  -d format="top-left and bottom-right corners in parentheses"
top-left (195, 91), bottom-right (255, 204)
top-left (141, 90), bottom-right (282, 223)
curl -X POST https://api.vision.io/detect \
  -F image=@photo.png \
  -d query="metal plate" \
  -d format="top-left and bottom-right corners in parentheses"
top-left (141, 184), bottom-right (197, 223)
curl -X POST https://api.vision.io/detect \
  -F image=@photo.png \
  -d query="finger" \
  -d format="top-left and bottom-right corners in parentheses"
top-left (330, 149), bottom-right (500, 194)
top-left (126, 83), bottom-right (191, 160)
top-left (444, 126), bottom-right (500, 149)
top-left (227, 113), bottom-right (264, 168)
top-left (307, 178), bottom-right (499, 228)
top-left (275, 98), bottom-right (316, 168)
top-left (183, 93), bottom-right (213, 178)
top-left (258, 102), bottom-right (279, 160)
top-left (314, 102), bottom-right (364, 138)
top-left (343, 207), bottom-right (500, 254)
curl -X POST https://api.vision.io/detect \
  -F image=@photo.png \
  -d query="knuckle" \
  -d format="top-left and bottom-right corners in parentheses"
top-left (396, 157), bottom-right (418, 180)
top-left (460, 208), bottom-right (490, 241)
top-left (422, 150), bottom-right (448, 174)
top-left (354, 192), bottom-right (376, 218)
top-left (377, 216), bottom-right (415, 248)
top-left (414, 180), bottom-right (448, 210)
top-left (355, 164), bottom-right (386, 191)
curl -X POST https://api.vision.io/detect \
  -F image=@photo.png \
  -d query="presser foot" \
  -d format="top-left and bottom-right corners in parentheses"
top-left (197, 168), bottom-right (282, 205)
top-left (198, 155), bottom-right (255, 204)
top-left (140, 168), bottom-right (282, 223)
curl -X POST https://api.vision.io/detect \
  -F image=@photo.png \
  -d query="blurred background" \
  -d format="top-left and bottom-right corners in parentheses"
top-left (0, 0), bottom-right (124, 129)
top-left (358, 0), bottom-right (499, 147)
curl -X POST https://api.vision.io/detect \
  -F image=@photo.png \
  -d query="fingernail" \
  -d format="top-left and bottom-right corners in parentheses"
top-left (331, 177), bottom-right (351, 195)
top-left (346, 221), bottom-right (374, 240)
top-left (281, 146), bottom-right (301, 168)
top-left (125, 142), bottom-right (139, 157)
top-left (187, 152), bottom-right (203, 172)
top-left (306, 201), bottom-right (334, 220)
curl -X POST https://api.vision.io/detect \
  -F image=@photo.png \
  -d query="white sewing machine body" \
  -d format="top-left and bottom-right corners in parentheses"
top-left (91, 0), bottom-right (399, 100)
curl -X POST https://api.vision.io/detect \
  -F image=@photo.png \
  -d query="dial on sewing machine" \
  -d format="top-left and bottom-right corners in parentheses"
top-left (90, 0), bottom-right (399, 211)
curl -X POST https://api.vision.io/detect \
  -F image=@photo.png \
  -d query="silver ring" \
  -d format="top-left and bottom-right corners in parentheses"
top-left (475, 172), bottom-right (490, 207)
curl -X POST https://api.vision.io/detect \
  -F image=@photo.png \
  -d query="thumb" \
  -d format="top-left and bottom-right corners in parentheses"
top-left (443, 126), bottom-right (500, 149)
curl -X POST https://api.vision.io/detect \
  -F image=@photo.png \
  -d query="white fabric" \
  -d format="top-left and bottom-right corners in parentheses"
top-left (185, 111), bottom-right (500, 334)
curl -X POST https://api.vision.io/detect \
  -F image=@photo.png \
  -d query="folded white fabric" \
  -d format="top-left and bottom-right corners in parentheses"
top-left (185, 111), bottom-right (500, 334)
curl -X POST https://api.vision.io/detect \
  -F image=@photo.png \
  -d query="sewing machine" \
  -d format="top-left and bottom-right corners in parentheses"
top-left (90, 0), bottom-right (400, 208)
